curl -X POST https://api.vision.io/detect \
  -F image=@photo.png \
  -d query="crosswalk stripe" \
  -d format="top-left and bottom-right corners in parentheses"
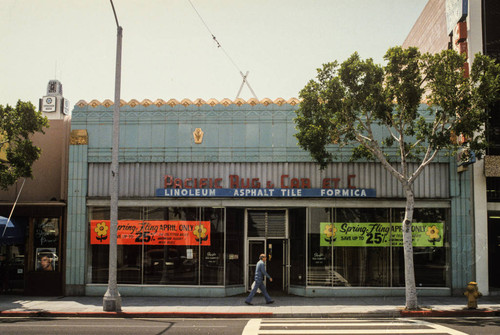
top-left (256, 331), bottom-right (456, 334)
top-left (242, 318), bottom-right (469, 335)
top-left (242, 319), bottom-right (262, 335)
top-left (260, 322), bottom-right (417, 327)
top-left (410, 319), bottom-right (469, 335)
top-left (260, 319), bottom-right (378, 322)
top-left (259, 320), bottom-right (399, 323)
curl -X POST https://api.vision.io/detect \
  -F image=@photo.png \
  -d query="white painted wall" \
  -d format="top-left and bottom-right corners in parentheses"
top-left (468, 0), bottom-right (489, 296)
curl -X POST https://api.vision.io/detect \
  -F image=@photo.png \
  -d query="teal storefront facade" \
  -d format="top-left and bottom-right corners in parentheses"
top-left (65, 98), bottom-right (474, 297)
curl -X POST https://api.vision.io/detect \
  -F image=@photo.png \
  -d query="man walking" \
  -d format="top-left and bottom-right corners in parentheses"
top-left (245, 253), bottom-right (274, 305)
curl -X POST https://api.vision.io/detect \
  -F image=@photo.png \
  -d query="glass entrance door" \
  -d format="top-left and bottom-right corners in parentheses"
top-left (265, 239), bottom-right (288, 293)
top-left (488, 212), bottom-right (500, 290)
top-left (245, 209), bottom-right (289, 293)
top-left (246, 238), bottom-right (289, 293)
top-left (247, 239), bottom-right (265, 291)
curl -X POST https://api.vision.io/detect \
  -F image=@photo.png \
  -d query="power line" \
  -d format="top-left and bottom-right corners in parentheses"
top-left (187, 0), bottom-right (258, 99)
top-left (187, 0), bottom-right (237, 71)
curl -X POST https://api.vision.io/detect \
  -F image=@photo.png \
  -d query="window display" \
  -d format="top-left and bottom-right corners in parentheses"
top-left (88, 205), bottom-right (448, 290)
top-left (225, 208), bottom-right (244, 285)
top-left (308, 207), bottom-right (449, 287)
top-left (89, 206), bottom-right (224, 286)
top-left (33, 218), bottom-right (59, 272)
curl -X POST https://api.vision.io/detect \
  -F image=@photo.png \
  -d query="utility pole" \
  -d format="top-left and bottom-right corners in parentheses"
top-left (103, 0), bottom-right (122, 312)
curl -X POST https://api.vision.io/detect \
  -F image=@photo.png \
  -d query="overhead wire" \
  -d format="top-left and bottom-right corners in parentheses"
top-left (186, 0), bottom-right (258, 99)
top-left (187, 0), bottom-right (240, 73)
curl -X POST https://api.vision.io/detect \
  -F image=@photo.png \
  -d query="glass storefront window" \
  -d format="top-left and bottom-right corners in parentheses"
top-left (290, 208), bottom-right (306, 286)
top-left (335, 208), bottom-right (390, 287)
top-left (157, 245), bottom-right (198, 285)
top-left (117, 246), bottom-right (141, 284)
top-left (392, 208), bottom-right (448, 287)
top-left (0, 216), bottom-right (27, 293)
top-left (87, 205), bottom-right (449, 289)
top-left (33, 218), bottom-right (60, 272)
top-left (201, 208), bottom-right (224, 285)
top-left (143, 207), bottom-right (200, 285)
top-left (89, 206), bottom-right (222, 286)
top-left (307, 208), bottom-right (332, 286)
top-left (225, 208), bottom-right (244, 285)
top-left (89, 207), bottom-right (110, 283)
top-left (117, 208), bottom-right (142, 284)
top-left (89, 207), bottom-right (142, 284)
top-left (143, 207), bottom-right (167, 284)
top-left (308, 207), bottom-right (449, 288)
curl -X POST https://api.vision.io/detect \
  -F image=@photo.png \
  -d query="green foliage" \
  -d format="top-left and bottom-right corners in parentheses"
top-left (295, 47), bottom-right (500, 175)
top-left (295, 46), bottom-right (500, 310)
top-left (0, 100), bottom-right (49, 190)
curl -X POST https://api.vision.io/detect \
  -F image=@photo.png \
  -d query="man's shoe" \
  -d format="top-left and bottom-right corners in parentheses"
top-left (245, 301), bottom-right (253, 305)
top-left (266, 300), bottom-right (275, 304)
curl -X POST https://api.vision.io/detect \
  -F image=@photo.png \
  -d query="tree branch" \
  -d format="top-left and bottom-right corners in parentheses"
top-left (409, 148), bottom-right (439, 184)
top-left (406, 139), bottom-right (423, 158)
top-left (355, 133), bottom-right (405, 183)
top-left (385, 124), bottom-right (399, 142)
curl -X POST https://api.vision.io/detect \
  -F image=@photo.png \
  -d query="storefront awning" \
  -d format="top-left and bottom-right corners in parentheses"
top-left (0, 216), bottom-right (25, 245)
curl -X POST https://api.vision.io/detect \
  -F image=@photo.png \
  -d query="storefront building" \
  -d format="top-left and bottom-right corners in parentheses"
top-left (65, 98), bottom-right (472, 297)
top-left (0, 80), bottom-right (70, 296)
top-left (403, 0), bottom-right (500, 296)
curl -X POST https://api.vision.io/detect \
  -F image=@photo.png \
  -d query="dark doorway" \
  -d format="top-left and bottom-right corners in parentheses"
top-left (266, 239), bottom-right (287, 293)
top-left (0, 217), bottom-right (28, 294)
top-left (247, 240), bottom-right (265, 291)
top-left (488, 213), bottom-right (500, 290)
top-left (246, 209), bottom-right (289, 294)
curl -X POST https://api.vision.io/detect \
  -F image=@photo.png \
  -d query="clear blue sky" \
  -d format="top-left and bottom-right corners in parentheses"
top-left (1, 0), bottom-right (428, 108)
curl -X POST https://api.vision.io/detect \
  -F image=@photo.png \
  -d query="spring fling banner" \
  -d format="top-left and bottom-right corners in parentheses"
top-left (91, 220), bottom-right (211, 246)
top-left (320, 222), bottom-right (443, 247)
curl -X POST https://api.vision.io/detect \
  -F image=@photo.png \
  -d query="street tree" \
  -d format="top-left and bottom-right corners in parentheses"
top-left (0, 100), bottom-right (49, 190)
top-left (294, 46), bottom-right (500, 310)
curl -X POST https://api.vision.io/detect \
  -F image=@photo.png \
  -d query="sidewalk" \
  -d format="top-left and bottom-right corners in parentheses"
top-left (0, 295), bottom-right (499, 318)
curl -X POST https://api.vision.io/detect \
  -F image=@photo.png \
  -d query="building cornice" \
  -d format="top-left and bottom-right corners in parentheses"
top-left (75, 98), bottom-right (300, 108)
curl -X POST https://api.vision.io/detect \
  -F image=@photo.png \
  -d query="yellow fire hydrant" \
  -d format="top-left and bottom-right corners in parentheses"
top-left (464, 281), bottom-right (482, 309)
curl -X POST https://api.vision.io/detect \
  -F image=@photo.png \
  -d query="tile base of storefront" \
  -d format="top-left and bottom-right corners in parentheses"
top-left (303, 287), bottom-right (451, 297)
top-left (84, 285), bottom-right (450, 297)
top-left (65, 284), bottom-right (86, 296)
top-left (85, 285), bottom-right (244, 297)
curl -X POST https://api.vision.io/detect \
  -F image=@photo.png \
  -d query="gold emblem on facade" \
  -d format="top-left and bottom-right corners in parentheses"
top-left (70, 129), bottom-right (88, 145)
top-left (193, 128), bottom-right (204, 144)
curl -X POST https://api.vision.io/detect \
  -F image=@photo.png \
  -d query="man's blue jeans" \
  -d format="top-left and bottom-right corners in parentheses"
top-left (245, 279), bottom-right (272, 303)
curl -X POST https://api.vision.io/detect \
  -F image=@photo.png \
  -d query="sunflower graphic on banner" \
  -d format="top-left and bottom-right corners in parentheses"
top-left (319, 222), bottom-right (443, 247)
top-left (90, 220), bottom-right (211, 245)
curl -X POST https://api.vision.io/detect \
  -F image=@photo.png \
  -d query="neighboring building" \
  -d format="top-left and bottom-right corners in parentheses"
top-left (404, 0), bottom-right (500, 295)
top-left (0, 80), bottom-right (70, 296)
top-left (65, 98), bottom-right (468, 297)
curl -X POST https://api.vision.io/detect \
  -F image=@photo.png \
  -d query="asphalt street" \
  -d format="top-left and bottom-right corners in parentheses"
top-left (1, 317), bottom-right (499, 335)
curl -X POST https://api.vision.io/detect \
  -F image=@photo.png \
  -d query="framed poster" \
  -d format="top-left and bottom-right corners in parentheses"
top-left (36, 248), bottom-right (57, 271)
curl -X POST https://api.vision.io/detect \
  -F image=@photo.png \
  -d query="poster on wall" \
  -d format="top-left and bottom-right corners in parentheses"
top-left (36, 247), bottom-right (57, 271)
top-left (34, 218), bottom-right (59, 248)
top-left (320, 222), bottom-right (444, 247)
top-left (90, 220), bottom-right (211, 246)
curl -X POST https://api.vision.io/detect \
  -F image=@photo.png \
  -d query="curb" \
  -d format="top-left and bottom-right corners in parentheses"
top-left (0, 309), bottom-right (498, 319)
top-left (0, 311), bottom-right (273, 318)
top-left (400, 309), bottom-right (499, 317)
top-left (0, 311), bottom-right (398, 319)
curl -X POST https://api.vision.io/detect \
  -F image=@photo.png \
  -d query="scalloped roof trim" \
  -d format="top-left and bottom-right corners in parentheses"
top-left (76, 98), bottom-right (299, 108)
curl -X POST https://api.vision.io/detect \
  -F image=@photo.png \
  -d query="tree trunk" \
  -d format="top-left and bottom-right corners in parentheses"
top-left (403, 184), bottom-right (418, 310)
